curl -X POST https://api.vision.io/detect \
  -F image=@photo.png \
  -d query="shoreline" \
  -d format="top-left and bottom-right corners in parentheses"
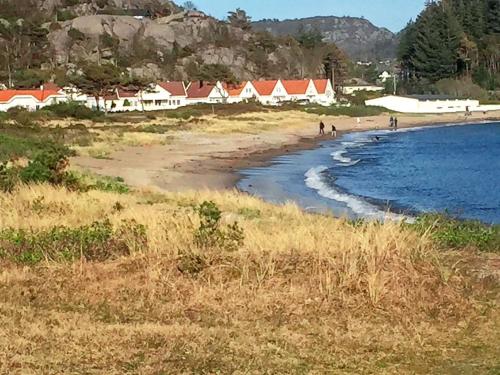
top-left (225, 116), bottom-right (500, 191)
top-left (72, 111), bottom-right (500, 192)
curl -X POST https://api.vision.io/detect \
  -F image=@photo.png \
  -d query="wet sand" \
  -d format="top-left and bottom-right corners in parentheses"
top-left (72, 111), bottom-right (500, 191)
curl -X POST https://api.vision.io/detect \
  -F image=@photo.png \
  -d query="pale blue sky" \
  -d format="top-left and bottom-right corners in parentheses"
top-left (178, 0), bottom-right (425, 32)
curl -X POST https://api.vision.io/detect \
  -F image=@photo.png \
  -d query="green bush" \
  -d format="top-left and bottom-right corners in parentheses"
top-left (165, 108), bottom-right (203, 120)
top-left (194, 201), bottom-right (244, 252)
top-left (411, 214), bottom-right (500, 252)
top-left (44, 102), bottom-right (103, 120)
top-left (304, 105), bottom-right (389, 117)
top-left (0, 162), bottom-right (19, 193)
top-left (0, 219), bottom-right (147, 265)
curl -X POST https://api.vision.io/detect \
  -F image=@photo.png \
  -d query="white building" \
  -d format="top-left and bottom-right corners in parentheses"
top-left (186, 81), bottom-right (229, 104)
top-left (379, 71), bottom-right (392, 83)
top-left (312, 79), bottom-right (336, 106)
top-left (281, 79), bottom-right (319, 103)
top-left (225, 81), bottom-right (259, 103)
top-left (252, 80), bottom-right (288, 105)
top-left (365, 95), bottom-right (484, 114)
top-left (0, 87), bottom-right (67, 112)
top-left (141, 82), bottom-right (188, 110)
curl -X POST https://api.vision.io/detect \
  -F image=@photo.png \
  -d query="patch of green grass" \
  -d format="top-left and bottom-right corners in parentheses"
top-left (304, 105), bottom-right (389, 117)
top-left (411, 214), bottom-right (500, 252)
top-left (0, 219), bottom-right (147, 265)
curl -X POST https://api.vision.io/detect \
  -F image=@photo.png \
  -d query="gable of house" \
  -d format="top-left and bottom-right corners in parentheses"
top-left (252, 80), bottom-right (278, 97)
top-left (271, 80), bottom-right (287, 98)
top-left (159, 82), bottom-right (186, 97)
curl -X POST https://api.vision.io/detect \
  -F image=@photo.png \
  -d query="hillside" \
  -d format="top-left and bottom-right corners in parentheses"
top-left (0, 0), bottom-right (348, 86)
top-left (252, 16), bottom-right (399, 61)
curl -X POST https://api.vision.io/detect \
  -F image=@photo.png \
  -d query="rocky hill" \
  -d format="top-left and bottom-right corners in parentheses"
top-left (252, 16), bottom-right (399, 61)
top-left (0, 0), bottom-right (349, 85)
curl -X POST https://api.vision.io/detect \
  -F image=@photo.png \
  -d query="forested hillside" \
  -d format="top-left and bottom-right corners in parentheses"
top-left (0, 0), bottom-right (348, 88)
top-left (398, 0), bottom-right (499, 92)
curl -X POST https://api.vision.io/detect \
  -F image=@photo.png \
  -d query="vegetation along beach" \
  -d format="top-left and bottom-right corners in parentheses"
top-left (1, 0), bottom-right (499, 373)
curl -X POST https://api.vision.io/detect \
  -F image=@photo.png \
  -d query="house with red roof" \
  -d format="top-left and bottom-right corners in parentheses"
top-left (312, 79), bottom-right (336, 106)
top-left (224, 81), bottom-right (258, 104)
top-left (186, 81), bottom-right (229, 105)
top-left (0, 86), bottom-right (67, 112)
top-left (141, 81), bottom-right (188, 110)
top-left (281, 79), bottom-right (319, 103)
top-left (252, 79), bottom-right (287, 106)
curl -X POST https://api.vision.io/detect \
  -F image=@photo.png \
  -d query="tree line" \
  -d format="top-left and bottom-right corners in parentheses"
top-left (398, 0), bottom-right (499, 91)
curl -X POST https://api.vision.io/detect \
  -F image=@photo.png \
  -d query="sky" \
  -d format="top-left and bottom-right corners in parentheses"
top-left (178, 0), bottom-right (426, 32)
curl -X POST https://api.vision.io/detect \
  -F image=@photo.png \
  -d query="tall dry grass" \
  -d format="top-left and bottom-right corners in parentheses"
top-left (0, 185), bottom-right (498, 374)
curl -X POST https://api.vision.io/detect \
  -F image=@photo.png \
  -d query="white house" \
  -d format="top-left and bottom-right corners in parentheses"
top-left (186, 81), bottom-right (229, 104)
top-left (141, 81), bottom-right (188, 110)
top-left (281, 79), bottom-right (318, 103)
top-left (252, 80), bottom-right (288, 105)
top-left (0, 87), bottom-right (67, 112)
top-left (224, 81), bottom-right (259, 103)
top-left (365, 95), bottom-right (482, 113)
top-left (378, 71), bottom-right (392, 83)
top-left (312, 79), bottom-right (336, 106)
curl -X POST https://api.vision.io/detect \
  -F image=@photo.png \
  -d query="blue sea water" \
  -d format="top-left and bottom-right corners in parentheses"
top-left (237, 122), bottom-right (500, 224)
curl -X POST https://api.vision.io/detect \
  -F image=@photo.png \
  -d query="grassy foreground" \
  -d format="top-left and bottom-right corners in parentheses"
top-left (0, 184), bottom-right (499, 374)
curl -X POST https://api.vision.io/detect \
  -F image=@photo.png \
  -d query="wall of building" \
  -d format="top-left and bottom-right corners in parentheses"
top-left (365, 95), bottom-right (483, 114)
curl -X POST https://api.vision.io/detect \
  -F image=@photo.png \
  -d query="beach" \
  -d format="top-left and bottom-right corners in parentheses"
top-left (72, 110), bottom-right (500, 192)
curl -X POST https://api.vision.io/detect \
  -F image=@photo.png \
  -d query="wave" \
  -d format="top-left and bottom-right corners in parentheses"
top-left (304, 166), bottom-right (412, 222)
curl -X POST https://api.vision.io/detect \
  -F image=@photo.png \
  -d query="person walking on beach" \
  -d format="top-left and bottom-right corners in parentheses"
top-left (356, 117), bottom-right (361, 126)
top-left (319, 121), bottom-right (325, 135)
top-left (331, 124), bottom-right (337, 137)
top-left (389, 116), bottom-right (394, 128)
top-left (394, 117), bottom-right (398, 131)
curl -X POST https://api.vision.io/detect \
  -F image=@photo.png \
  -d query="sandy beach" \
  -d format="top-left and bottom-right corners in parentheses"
top-left (73, 110), bottom-right (500, 191)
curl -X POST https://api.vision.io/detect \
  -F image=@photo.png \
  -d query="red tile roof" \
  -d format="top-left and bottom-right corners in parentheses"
top-left (313, 79), bottom-right (330, 94)
top-left (159, 81), bottom-right (187, 96)
top-left (0, 90), bottom-right (62, 103)
top-left (224, 82), bottom-right (247, 97)
top-left (281, 80), bottom-right (310, 95)
top-left (186, 81), bottom-right (215, 99)
top-left (252, 80), bottom-right (278, 96)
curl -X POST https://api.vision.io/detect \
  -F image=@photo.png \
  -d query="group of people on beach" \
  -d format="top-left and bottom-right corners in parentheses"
top-left (319, 121), bottom-right (337, 137)
top-left (389, 116), bottom-right (398, 130)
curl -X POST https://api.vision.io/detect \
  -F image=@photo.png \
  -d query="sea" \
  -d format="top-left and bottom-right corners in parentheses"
top-left (237, 122), bottom-right (500, 224)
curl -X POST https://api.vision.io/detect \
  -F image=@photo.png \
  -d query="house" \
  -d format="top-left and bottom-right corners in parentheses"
top-left (224, 81), bottom-right (258, 103)
top-left (141, 81), bottom-right (187, 110)
top-left (342, 85), bottom-right (384, 95)
top-left (312, 79), bottom-right (336, 106)
top-left (101, 89), bottom-right (141, 112)
top-left (281, 79), bottom-right (319, 103)
top-left (365, 95), bottom-right (483, 114)
top-left (252, 80), bottom-right (287, 105)
top-left (378, 71), bottom-right (392, 83)
top-left (186, 81), bottom-right (229, 104)
top-left (0, 88), bottom-right (67, 112)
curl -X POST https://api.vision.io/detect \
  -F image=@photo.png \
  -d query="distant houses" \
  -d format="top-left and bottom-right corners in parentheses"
top-left (0, 85), bottom-right (67, 112)
top-left (0, 78), bottom-right (336, 113)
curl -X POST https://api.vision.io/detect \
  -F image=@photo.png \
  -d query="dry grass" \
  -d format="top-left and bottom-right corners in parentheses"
top-left (0, 185), bottom-right (499, 374)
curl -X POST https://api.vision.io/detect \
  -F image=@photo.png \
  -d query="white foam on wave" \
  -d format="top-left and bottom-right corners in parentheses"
top-left (304, 166), bottom-right (412, 222)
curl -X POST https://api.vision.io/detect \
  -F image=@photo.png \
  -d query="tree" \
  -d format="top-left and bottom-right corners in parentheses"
top-left (123, 74), bottom-right (155, 112)
top-left (227, 8), bottom-right (251, 31)
top-left (295, 26), bottom-right (324, 49)
top-left (68, 63), bottom-right (123, 114)
top-left (194, 64), bottom-right (236, 84)
top-left (183, 1), bottom-right (197, 11)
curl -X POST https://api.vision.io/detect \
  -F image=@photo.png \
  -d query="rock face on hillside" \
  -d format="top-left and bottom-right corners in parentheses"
top-left (253, 16), bottom-right (399, 61)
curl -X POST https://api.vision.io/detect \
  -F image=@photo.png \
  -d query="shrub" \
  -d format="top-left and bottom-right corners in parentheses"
top-left (165, 108), bottom-right (203, 120)
top-left (0, 162), bottom-right (19, 193)
top-left (411, 214), bottom-right (500, 252)
top-left (19, 147), bottom-right (74, 186)
top-left (194, 201), bottom-right (244, 252)
top-left (44, 102), bottom-right (102, 120)
top-left (0, 219), bottom-right (147, 264)
top-left (304, 105), bottom-right (389, 117)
